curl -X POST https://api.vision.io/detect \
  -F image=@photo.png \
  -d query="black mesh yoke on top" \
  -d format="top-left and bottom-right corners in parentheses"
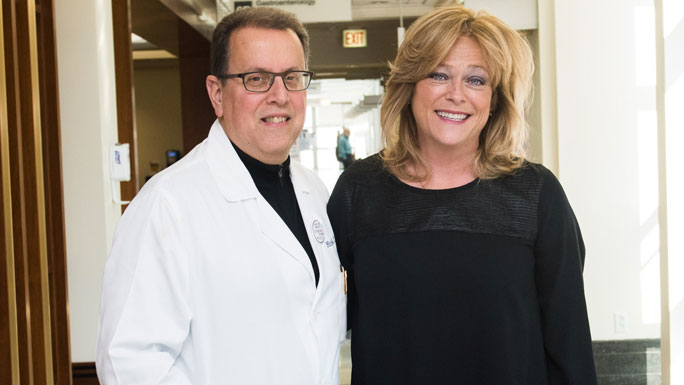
top-left (336, 156), bottom-right (542, 244)
top-left (327, 154), bottom-right (597, 385)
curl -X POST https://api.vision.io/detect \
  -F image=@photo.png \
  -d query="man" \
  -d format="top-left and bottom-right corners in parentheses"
top-left (96, 7), bottom-right (345, 385)
top-left (337, 127), bottom-right (354, 169)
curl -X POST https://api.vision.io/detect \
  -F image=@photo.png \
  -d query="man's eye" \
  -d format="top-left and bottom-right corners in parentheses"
top-left (247, 74), bottom-right (266, 83)
top-left (427, 72), bottom-right (448, 81)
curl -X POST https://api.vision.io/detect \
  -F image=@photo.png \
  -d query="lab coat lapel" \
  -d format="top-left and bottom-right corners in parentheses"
top-left (256, 197), bottom-right (316, 284)
top-left (290, 165), bottom-right (327, 294)
top-left (205, 120), bottom-right (316, 283)
top-left (205, 120), bottom-right (258, 202)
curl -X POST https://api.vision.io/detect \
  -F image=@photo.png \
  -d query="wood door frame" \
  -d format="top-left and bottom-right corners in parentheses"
top-left (35, 0), bottom-right (72, 383)
top-left (112, 0), bottom-right (138, 206)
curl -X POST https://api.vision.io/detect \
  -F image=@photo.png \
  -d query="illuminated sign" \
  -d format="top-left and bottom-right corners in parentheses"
top-left (343, 29), bottom-right (367, 48)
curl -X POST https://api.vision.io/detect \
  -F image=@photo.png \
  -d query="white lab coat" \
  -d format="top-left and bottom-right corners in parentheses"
top-left (96, 121), bottom-right (346, 385)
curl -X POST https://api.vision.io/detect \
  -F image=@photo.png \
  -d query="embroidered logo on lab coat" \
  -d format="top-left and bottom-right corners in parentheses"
top-left (312, 220), bottom-right (325, 243)
top-left (325, 235), bottom-right (335, 248)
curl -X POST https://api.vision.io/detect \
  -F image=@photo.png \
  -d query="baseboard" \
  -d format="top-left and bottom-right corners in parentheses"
top-left (72, 362), bottom-right (99, 385)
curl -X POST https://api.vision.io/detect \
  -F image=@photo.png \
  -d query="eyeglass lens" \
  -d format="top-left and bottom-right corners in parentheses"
top-left (244, 71), bottom-right (311, 91)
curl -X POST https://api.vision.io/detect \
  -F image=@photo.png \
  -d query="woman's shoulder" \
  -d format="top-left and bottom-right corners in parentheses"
top-left (497, 161), bottom-right (556, 189)
top-left (347, 152), bottom-right (384, 170)
top-left (337, 153), bottom-right (389, 185)
top-left (476, 161), bottom-right (556, 207)
top-left (514, 161), bottom-right (564, 192)
top-left (488, 161), bottom-right (570, 213)
top-left (512, 160), bottom-right (552, 179)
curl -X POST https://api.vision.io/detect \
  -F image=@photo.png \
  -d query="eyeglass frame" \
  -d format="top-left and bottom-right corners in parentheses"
top-left (216, 70), bottom-right (314, 92)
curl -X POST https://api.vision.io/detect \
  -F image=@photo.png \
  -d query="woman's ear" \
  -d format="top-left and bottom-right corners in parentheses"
top-left (489, 90), bottom-right (498, 115)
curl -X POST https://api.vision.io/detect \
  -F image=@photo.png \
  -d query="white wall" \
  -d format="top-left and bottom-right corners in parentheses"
top-left (536, 0), bottom-right (559, 172)
top-left (468, 0), bottom-right (538, 30)
top-left (552, 0), bottom-right (661, 340)
top-left (659, 0), bottom-right (684, 382)
top-left (54, 0), bottom-right (121, 362)
top-left (525, 29), bottom-right (542, 164)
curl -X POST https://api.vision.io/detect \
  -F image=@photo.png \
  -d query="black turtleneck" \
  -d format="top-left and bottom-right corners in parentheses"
top-left (231, 141), bottom-right (320, 286)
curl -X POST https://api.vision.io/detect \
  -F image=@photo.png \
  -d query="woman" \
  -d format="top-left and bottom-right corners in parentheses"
top-left (328, 6), bottom-right (597, 385)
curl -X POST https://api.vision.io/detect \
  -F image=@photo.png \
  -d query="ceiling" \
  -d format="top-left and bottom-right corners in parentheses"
top-left (352, 0), bottom-right (433, 4)
top-left (351, 0), bottom-right (453, 21)
top-left (131, 0), bottom-right (182, 55)
top-left (130, 0), bottom-right (450, 105)
top-left (135, 0), bottom-right (457, 44)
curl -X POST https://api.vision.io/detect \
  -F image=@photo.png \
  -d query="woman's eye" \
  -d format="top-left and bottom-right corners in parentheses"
top-left (427, 72), bottom-right (448, 81)
top-left (467, 77), bottom-right (486, 86)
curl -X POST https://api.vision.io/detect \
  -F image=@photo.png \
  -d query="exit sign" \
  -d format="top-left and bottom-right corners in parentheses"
top-left (343, 29), bottom-right (367, 48)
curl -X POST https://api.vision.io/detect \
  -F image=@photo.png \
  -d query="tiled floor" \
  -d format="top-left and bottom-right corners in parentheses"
top-left (339, 339), bottom-right (662, 385)
top-left (339, 339), bottom-right (351, 385)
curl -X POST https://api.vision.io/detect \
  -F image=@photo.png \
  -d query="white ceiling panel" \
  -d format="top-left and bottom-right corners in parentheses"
top-left (252, 0), bottom-right (353, 23)
top-left (351, 0), bottom-right (444, 20)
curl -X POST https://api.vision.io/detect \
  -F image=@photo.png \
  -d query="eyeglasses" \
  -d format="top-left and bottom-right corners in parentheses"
top-left (217, 70), bottom-right (314, 92)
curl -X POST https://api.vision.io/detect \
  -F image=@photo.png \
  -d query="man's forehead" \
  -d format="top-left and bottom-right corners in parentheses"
top-left (229, 27), bottom-right (301, 48)
top-left (227, 27), bottom-right (305, 70)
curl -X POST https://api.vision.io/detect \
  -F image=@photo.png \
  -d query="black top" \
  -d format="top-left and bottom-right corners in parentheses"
top-left (232, 142), bottom-right (320, 286)
top-left (327, 155), bottom-right (597, 385)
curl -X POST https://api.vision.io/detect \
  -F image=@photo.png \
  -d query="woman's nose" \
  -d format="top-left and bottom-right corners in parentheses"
top-left (445, 80), bottom-right (466, 103)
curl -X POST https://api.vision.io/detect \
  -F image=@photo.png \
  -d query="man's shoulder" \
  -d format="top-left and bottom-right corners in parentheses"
top-left (140, 141), bottom-right (210, 196)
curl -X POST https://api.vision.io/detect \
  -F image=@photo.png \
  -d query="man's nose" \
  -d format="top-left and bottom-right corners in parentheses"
top-left (266, 75), bottom-right (289, 104)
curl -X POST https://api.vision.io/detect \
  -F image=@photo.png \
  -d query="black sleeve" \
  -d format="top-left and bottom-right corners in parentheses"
top-left (533, 170), bottom-right (598, 384)
top-left (327, 171), bottom-right (355, 331)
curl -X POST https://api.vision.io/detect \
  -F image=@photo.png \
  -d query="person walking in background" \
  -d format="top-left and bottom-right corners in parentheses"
top-left (337, 127), bottom-right (354, 168)
top-left (96, 7), bottom-right (345, 385)
top-left (328, 5), bottom-right (597, 385)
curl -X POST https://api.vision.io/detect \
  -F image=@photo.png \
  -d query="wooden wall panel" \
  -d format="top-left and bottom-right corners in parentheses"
top-left (1, 0), bottom-right (21, 383)
top-left (2, 0), bottom-right (69, 384)
top-left (112, 0), bottom-right (139, 205)
top-left (13, 0), bottom-right (54, 383)
top-left (302, 17), bottom-right (416, 80)
top-left (178, 18), bottom-right (214, 154)
top-left (2, 0), bottom-right (34, 382)
top-left (131, 0), bottom-right (179, 56)
top-left (35, 0), bottom-right (71, 383)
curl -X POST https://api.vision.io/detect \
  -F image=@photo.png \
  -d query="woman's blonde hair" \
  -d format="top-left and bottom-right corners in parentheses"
top-left (380, 6), bottom-right (534, 181)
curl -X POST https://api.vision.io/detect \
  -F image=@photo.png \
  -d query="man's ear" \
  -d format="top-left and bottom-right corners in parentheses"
top-left (206, 75), bottom-right (224, 118)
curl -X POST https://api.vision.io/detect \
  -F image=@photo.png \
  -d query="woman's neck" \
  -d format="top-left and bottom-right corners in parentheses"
top-left (404, 149), bottom-right (477, 190)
